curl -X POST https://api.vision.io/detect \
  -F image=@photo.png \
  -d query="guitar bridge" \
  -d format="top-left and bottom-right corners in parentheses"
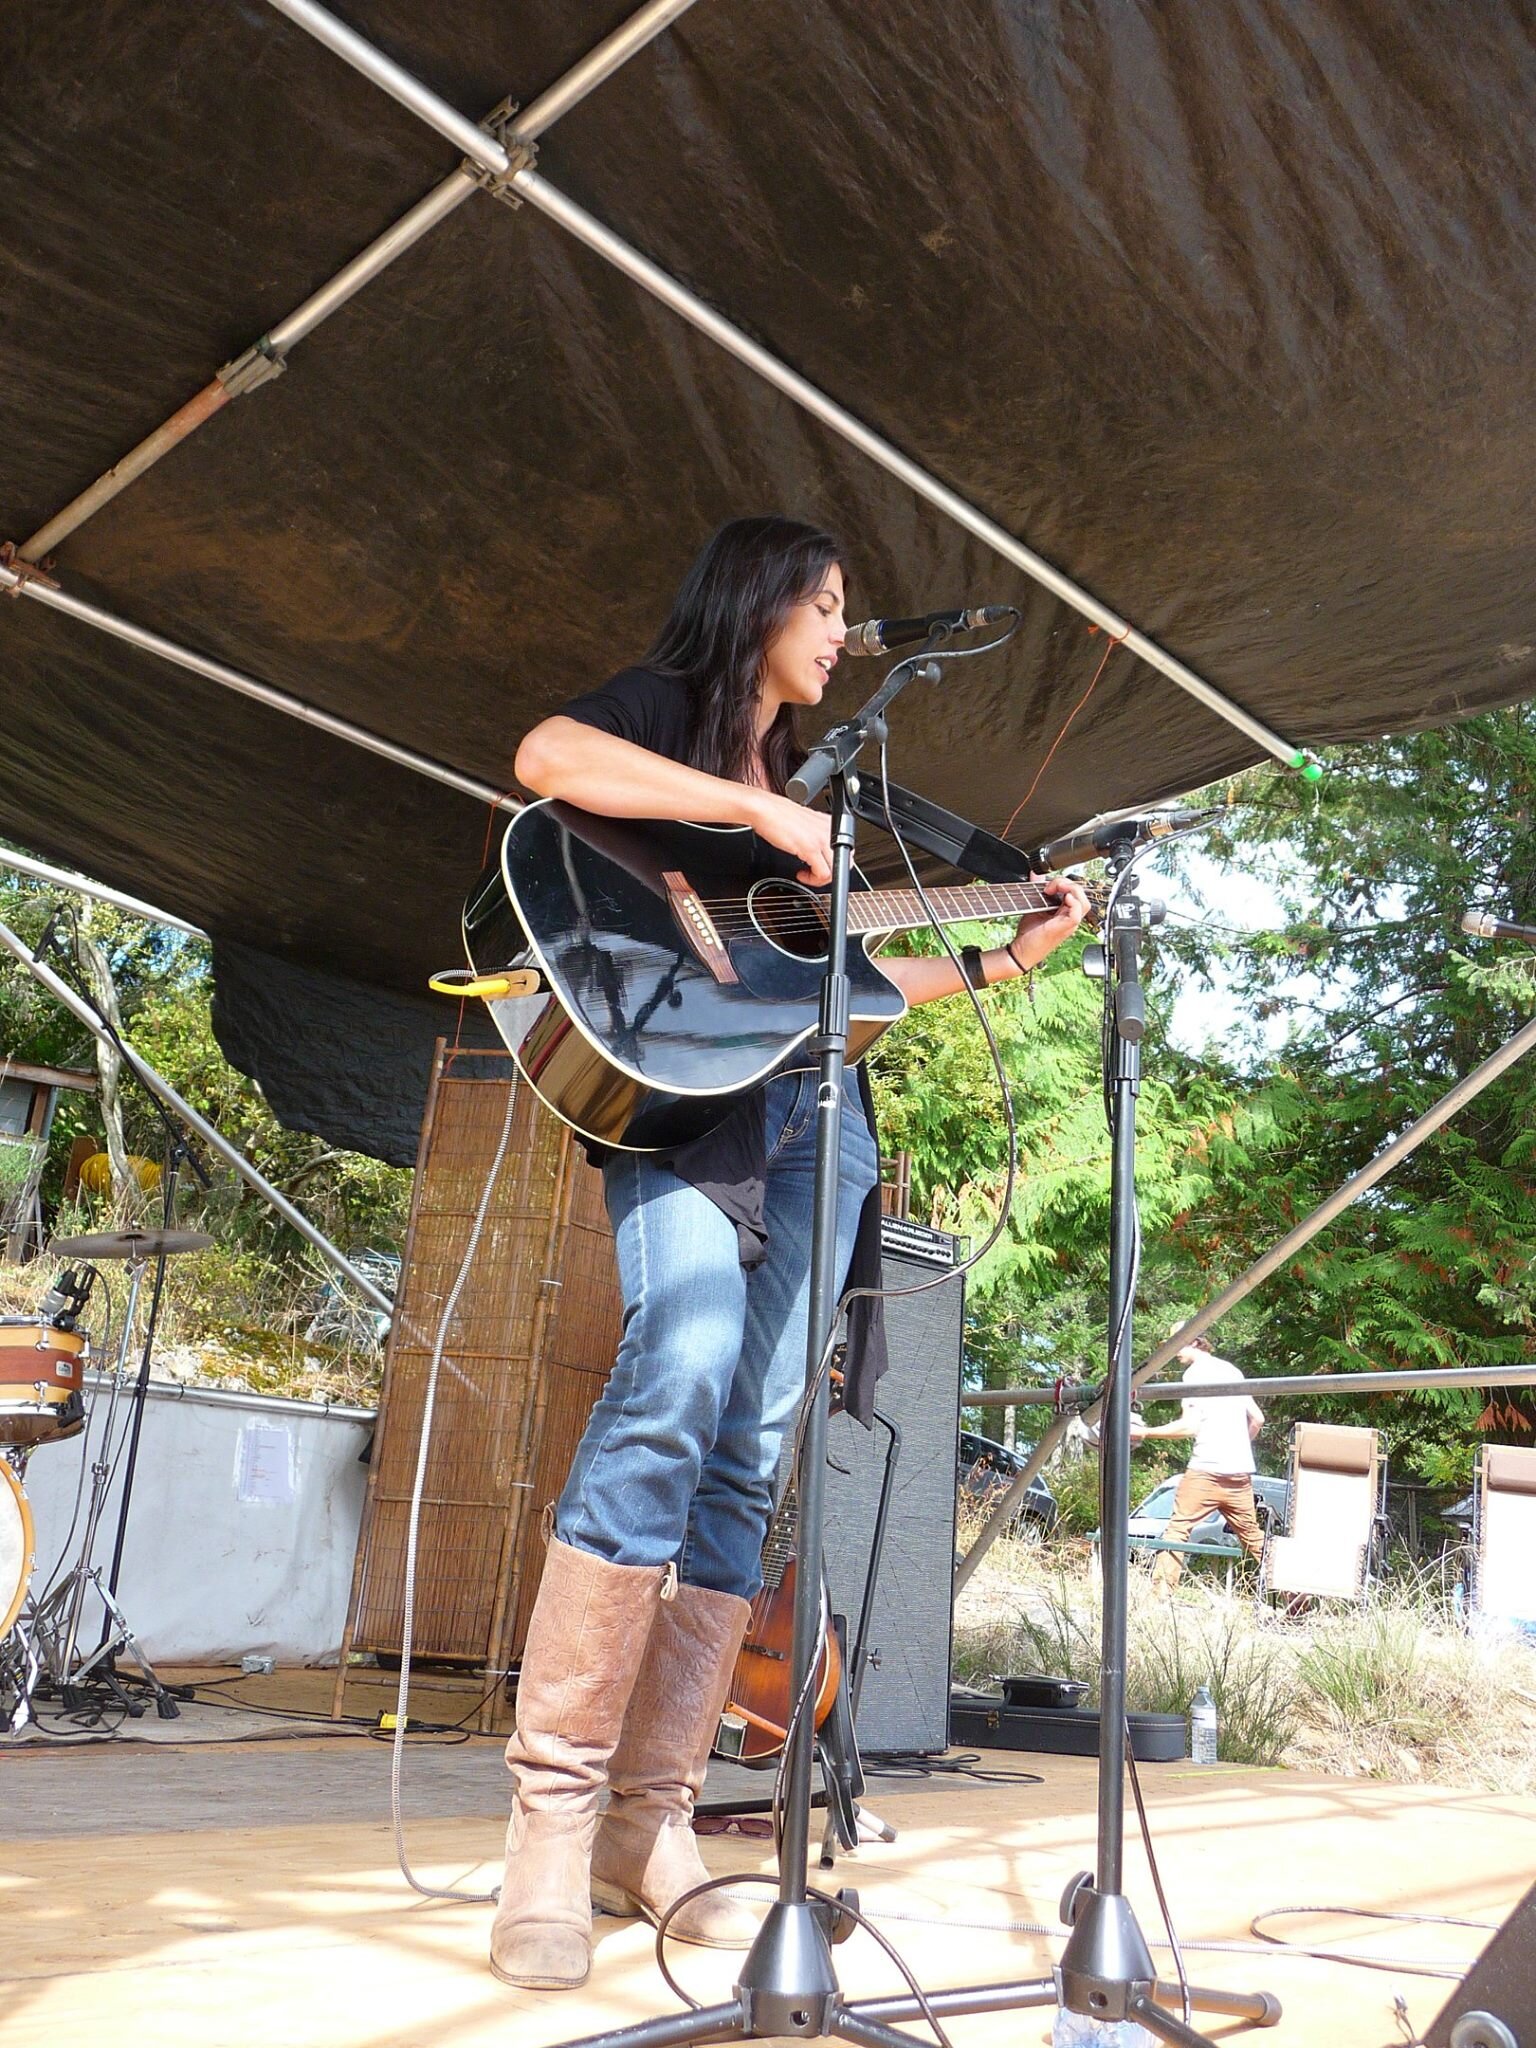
top-left (662, 870), bottom-right (739, 985)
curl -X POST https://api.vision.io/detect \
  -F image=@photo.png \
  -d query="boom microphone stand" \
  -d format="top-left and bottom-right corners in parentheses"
top-left (553, 649), bottom-right (953, 2048)
top-left (1036, 840), bottom-right (1276, 2044)
top-left (834, 849), bottom-right (1277, 2045)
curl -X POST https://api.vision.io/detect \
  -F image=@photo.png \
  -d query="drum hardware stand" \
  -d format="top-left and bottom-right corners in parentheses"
top-left (546, 679), bottom-right (1279, 2048)
top-left (95, 1127), bottom-right (207, 1678)
top-left (28, 1252), bottom-right (180, 1719)
top-left (818, 1398), bottom-right (901, 1867)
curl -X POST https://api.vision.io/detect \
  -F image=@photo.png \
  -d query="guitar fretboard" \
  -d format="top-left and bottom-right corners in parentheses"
top-left (760, 1489), bottom-right (798, 1592)
top-left (848, 880), bottom-right (1059, 934)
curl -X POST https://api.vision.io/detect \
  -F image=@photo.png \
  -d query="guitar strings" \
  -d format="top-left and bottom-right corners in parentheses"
top-left (687, 888), bottom-right (1059, 926)
top-left (671, 892), bottom-right (1062, 941)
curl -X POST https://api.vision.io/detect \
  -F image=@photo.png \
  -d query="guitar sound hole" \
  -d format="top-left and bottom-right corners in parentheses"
top-left (746, 880), bottom-right (829, 962)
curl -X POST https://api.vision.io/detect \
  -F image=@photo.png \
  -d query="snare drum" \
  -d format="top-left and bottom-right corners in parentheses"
top-left (0, 1459), bottom-right (35, 1637)
top-left (0, 1319), bottom-right (88, 1446)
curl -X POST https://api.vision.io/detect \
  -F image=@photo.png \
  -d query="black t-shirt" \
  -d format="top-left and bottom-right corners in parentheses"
top-left (552, 666), bottom-right (890, 1421)
top-left (556, 664), bottom-right (696, 762)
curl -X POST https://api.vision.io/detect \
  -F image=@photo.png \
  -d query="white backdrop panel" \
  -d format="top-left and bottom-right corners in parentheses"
top-left (21, 1378), bottom-right (372, 1663)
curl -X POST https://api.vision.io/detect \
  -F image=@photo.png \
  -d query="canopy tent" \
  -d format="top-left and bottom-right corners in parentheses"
top-left (3, 0), bottom-right (1534, 1160)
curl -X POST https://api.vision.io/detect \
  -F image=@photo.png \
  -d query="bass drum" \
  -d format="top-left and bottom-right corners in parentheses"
top-left (0, 1460), bottom-right (36, 1638)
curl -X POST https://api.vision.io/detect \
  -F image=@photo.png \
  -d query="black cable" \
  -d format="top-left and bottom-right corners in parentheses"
top-left (29, 1264), bottom-right (115, 1604)
top-left (122, 1676), bottom-right (503, 1743)
top-left (1125, 1732), bottom-right (1190, 2024)
top-left (764, 703), bottom-right (1038, 1842)
top-left (863, 1750), bottom-right (1043, 1787)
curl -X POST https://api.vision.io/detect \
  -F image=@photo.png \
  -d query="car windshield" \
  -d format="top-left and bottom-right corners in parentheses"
top-left (1135, 1480), bottom-right (1179, 1518)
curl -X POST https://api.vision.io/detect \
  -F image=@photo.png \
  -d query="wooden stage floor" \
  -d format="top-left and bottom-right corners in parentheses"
top-left (2, 1668), bottom-right (1528, 2048)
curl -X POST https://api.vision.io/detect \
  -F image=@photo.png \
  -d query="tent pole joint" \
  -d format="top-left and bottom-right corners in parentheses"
top-left (217, 339), bottom-right (288, 396)
top-left (0, 542), bottom-right (61, 596)
top-left (464, 101), bottom-right (537, 204)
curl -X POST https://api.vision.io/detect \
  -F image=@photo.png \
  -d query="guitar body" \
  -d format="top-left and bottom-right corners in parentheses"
top-left (726, 1555), bottom-right (843, 1765)
top-left (464, 800), bottom-right (907, 1151)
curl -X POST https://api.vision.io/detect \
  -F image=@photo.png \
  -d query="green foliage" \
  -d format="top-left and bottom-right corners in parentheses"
top-left (0, 1135), bottom-right (39, 1197)
top-left (1152, 707), bottom-right (1536, 1478)
top-left (1, 856), bottom-right (410, 1385)
top-left (868, 921), bottom-right (1277, 1400)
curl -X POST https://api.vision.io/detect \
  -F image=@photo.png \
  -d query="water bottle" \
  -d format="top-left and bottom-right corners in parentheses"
top-left (1189, 1683), bottom-right (1218, 1764)
top-left (1051, 2010), bottom-right (1153, 2046)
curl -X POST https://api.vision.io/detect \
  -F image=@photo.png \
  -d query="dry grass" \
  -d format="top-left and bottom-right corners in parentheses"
top-left (954, 1504), bottom-right (1536, 1790)
top-left (0, 1237), bottom-right (383, 1406)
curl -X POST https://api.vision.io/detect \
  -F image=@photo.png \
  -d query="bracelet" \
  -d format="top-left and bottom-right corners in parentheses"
top-left (1005, 935), bottom-right (1037, 1004)
top-left (960, 944), bottom-right (987, 991)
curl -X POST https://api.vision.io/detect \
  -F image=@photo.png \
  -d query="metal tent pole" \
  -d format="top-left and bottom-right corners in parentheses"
top-left (975, 1361), bottom-right (1536, 1407)
top-left (259, 0), bottom-right (1317, 778)
top-left (16, 0), bottom-right (700, 561)
top-left (0, 917), bottom-right (395, 1318)
top-left (955, 1003), bottom-right (1536, 1589)
top-left (0, 848), bottom-right (204, 937)
top-left (0, 559), bottom-right (519, 816)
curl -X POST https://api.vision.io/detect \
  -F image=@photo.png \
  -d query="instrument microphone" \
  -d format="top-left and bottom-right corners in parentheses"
top-left (1461, 910), bottom-right (1536, 946)
top-left (39, 1266), bottom-right (88, 1330)
top-left (841, 606), bottom-right (1015, 656)
top-left (1032, 807), bottom-right (1219, 872)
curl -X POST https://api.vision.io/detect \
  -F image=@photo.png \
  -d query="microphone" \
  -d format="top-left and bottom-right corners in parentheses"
top-left (841, 605), bottom-right (1015, 656)
top-left (1461, 910), bottom-right (1536, 946)
top-left (38, 1266), bottom-right (87, 1330)
top-left (1032, 807), bottom-right (1217, 872)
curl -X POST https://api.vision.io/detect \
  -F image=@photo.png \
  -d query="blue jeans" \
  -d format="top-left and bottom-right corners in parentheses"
top-left (556, 1072), bottom-right (879, 1599)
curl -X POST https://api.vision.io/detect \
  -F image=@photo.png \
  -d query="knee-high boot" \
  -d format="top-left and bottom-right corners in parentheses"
top-left (490, 1537), bottom-right (671, 1990)
top-left (589, 1579), bottom-right (760, 1948)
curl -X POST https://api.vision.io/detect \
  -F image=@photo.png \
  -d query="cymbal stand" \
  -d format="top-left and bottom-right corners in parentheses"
top-left (99, 1130), bottom-right (201, 1664)
top-left (29, 1253), bottom-right (180, 1718)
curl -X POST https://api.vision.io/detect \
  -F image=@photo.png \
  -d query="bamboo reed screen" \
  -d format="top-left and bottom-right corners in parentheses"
top-left (336, 1043), bottom-right (619, 1709)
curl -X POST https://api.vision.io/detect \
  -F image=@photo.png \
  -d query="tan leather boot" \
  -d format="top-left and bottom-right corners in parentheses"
top-left (490, 1537), bottom-right (669, 1990)
top-left (590, 1579), bottom-right (759, 1948)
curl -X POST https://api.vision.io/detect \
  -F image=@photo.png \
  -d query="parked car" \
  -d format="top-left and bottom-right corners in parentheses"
top-left (1122, 1472), bottom-right (1290, 1562)
top-left (957, 1430), bottom-right (1059, 1539)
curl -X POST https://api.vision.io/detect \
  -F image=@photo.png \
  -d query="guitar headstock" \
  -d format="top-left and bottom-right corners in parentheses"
top-left (1080, 878), bottom-right (1111, 933)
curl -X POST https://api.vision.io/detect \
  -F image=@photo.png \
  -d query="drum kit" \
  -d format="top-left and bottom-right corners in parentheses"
top-left (0, 1224), bottom-right (211, 1733)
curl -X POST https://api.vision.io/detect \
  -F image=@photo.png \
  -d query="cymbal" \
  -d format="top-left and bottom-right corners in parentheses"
top-left (50, 1228), bottom-right (214, 1260)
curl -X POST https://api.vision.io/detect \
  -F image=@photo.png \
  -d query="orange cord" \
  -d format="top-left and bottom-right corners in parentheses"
top-left (999, 625), bottom-right (1130, 844)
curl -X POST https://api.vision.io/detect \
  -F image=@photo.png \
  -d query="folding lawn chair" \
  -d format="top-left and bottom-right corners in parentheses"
top-left (1259, 1422), bottom-right (1387, 1608)
top-left (1471, 1443), bottom-right (1536, 1633)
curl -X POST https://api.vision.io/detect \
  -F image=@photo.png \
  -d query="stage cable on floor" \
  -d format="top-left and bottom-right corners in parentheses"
top-left (389, 1073), bottom-right (522, 1904)
top-left (859, 1896), bottom-right (1496, 1981)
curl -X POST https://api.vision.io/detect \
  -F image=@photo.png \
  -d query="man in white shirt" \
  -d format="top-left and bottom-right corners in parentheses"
top-left (1130, 1335), bottom-right (1265, 1592)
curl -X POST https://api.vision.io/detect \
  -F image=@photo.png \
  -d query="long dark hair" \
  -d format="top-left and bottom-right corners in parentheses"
top-left (644, 516), bottom-right (844, 793)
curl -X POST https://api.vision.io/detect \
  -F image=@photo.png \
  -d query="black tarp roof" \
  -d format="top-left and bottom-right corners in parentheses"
top-left (4, 2), bottom-right (1535, 1158)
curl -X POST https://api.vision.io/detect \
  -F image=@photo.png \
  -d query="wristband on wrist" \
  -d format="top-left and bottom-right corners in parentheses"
top-left (960, 944), bottom-right (987, 991)
top-left (1005, 935), bottom-right (1038, 1004)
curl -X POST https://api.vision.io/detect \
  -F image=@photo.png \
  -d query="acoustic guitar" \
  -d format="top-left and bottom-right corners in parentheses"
top-left (461, 799), bottom-right (1095, 1152)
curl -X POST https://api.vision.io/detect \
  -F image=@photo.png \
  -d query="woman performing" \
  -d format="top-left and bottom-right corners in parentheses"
top-left (493, 516), bottom-right (1089, 1989)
